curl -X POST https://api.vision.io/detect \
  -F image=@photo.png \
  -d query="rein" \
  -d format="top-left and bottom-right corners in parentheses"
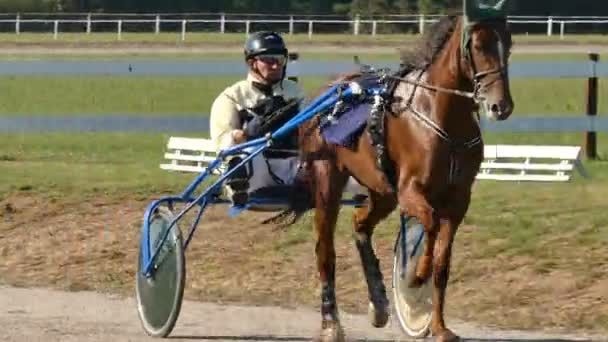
top-left (383, 65), bottom-right (506, 104)
top-left (385, 73), bottom-right (478, 100)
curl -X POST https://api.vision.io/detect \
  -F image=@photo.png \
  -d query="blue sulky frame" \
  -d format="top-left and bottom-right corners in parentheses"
top-left (139, 78), bottom-right (420, 280)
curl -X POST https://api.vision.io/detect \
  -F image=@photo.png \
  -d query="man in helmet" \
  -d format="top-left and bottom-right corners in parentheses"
top-left (209, 31), bottom-right (306, 206)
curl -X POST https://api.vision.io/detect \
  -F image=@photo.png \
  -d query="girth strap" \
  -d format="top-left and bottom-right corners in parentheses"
top-left (367, 93), bottom-right (397, 190)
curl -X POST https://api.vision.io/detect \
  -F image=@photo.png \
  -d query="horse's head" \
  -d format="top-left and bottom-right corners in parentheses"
top-left (462, 0), bottom-right (514, 121)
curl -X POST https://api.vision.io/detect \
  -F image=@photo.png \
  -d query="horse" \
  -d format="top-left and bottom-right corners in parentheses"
top-left (268, 12), bottom-right (514, 342)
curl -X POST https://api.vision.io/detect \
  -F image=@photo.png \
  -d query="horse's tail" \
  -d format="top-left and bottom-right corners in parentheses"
top-left (261, 207), bottom-right (306, 228)
top-left (261, 167), bottom-right (314, 229)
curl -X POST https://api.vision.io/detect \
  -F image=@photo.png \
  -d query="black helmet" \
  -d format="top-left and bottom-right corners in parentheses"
top-left (244, 31), bottom-right (288, 61)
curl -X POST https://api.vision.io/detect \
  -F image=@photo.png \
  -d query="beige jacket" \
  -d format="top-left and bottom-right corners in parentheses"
top-left (209, 74), bottom-right (306, 153)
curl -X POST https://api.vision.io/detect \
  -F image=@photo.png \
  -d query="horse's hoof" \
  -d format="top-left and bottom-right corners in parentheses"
top-left (434, 329), bottom-right (460, 342)
top-left (368, 302), bottom-right (389, 328)
top-left (407, 275), bottom-right (425, 288)
top-left (319, 321), bottom-right (345, 342)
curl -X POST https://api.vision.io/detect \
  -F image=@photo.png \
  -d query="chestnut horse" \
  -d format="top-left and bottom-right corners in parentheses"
top-left (274, 14), bottom-right (513, 341)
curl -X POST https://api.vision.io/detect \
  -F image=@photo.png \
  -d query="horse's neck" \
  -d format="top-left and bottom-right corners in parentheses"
top-left (423, 31), bottom-right (478, 139)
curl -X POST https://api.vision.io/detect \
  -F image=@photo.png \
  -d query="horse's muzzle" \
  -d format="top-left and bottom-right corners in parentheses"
top-left (485, 98), bottom-right (514, 121)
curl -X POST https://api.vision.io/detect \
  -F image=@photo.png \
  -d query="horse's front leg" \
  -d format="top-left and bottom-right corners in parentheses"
top-left (312, 161), bottom-right (348, 342)
top-left (399, 183), bottom-right (439, 288)
top-left (430, 202), bottom-right (468, 342)
top-left (352, 192), bottom-right (397, 328)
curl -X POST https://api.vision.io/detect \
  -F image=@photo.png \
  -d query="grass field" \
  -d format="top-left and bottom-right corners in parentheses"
top-left (0, 76), bottom-right (606, 115)
top-left (0, 52), bottom-right (597, 61)
top-left (0, 53), bottom-right (607, 333)
top-left (2, 32), bottom-right (608, 45)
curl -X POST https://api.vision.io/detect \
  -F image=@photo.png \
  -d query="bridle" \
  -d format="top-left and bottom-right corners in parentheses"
top-left (386, 27), bottom-right (508, 106)
top-left (465, 27), bottom-right (509, 105)
top-left (380, 22), bottom-right (510, 184)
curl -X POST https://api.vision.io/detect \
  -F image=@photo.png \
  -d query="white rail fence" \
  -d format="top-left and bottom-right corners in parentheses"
top-left (1, 13), bottom-right (608, 40)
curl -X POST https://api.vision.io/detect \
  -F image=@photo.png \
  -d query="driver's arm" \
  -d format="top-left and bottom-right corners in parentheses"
top-left (209, 93), bottom-right (244, 153)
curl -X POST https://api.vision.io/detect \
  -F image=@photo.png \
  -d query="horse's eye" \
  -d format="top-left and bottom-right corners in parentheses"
top-left (472, 39), bottom-right (489, 53)
top-left (477, 38), bottom-right (498, 53)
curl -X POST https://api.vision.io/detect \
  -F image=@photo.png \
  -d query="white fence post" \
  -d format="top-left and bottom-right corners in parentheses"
top-left (289, 16), bottom-right (294, 35)
top-left (9, 14), bottom-right (608, 40)
top-left (308, 20), bottom-right (313, 40)
top-left (86, 13), bottom-right (91, 34)
top-left (53, 20), bottom-right (59, 40)
top-left (181, 20), bottom-right (187, 41)
top-left (419, 14), bottom-right (425, 34)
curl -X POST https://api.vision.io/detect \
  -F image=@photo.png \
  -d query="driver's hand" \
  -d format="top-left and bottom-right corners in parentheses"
top-left (231, 129), bottom-right (247, 144)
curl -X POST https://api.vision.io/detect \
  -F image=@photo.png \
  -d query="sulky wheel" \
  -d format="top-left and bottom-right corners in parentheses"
top-left (136, 206), bottom-right (186, 338)
top-left (392, 217), bottom-right (432, 338)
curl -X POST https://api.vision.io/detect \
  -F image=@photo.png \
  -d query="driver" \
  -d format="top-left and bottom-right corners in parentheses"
top-left (209, 31), bottom-right (306, 206)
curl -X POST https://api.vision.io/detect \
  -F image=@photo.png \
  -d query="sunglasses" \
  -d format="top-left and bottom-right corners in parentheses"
top-left (256, 55), bottom-right (286, 65)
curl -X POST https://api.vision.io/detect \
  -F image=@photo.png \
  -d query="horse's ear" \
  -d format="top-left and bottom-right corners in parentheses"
top-left (464, 0), bottom-right (510, 21)
top-left (494, 0), bottom-right (509, 12)
top-left (463, 0), bottom-right (476, 18)
top-left (462, 0), bottom-right (510, 59)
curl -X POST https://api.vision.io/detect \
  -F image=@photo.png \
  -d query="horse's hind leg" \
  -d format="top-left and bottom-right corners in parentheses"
top-left (352, 191), bottom-right (397, 328)
top-left (312, 161), bottom-right (349, 342)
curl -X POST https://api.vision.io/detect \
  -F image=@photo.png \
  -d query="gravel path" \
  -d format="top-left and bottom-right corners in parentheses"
top-left (1, 286), bottom-right (603, 342)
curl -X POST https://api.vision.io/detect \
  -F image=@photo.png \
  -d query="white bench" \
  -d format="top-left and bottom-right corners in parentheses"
top-left (160, 138), bottom-right (589, 183)
top-left (159, 137), bottom-right (221, 174)
top-left (477, 144), bottom-right (589, 182)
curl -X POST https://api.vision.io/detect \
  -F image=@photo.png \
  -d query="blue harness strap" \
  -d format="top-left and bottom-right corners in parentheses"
top-left (318, 73), bottom-right (402, 189)
top-left (320, 102), bottom-right (370, 148)
top-left (319, 75), bottom-right (383, 149)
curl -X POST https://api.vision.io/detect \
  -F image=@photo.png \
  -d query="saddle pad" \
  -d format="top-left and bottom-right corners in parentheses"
top-left (320, 102), bottom-right (370, 149)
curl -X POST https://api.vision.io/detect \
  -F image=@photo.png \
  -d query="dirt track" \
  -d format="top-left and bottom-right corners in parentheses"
top-left (1, 41), bottom-right (607, 342)
top-left (1, 285), bottom-right (604, 342)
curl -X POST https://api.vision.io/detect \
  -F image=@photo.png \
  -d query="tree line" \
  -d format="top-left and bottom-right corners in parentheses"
top-left (1, 0), bottom-right (607, 17)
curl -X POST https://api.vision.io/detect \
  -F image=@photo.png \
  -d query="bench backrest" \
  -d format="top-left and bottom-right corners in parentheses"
top-left (160, 138), bottom-right (587, 183)
top-left (159, 137), bottom-right (220, 174)
top-left (477, 144), bottom-right (586, 182)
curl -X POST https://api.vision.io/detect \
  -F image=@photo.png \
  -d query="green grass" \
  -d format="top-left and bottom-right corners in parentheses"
top-left (2, 71), bottom-right (605, 236)
top-left (2, 32), bottom-right (608, 45)
top-left (0, 132), bottom-right (200, 197)
top-left (2, 131), bottom-right (605, 198)
top-left (0, 75), bottom-right (340, 115)
top-left (0, 51), bottom-right (596, 62)
top-left (0, 76), bottom-right (606, 116)
top-left (0, 52), bottom-right (399, 61)
top-left (1, 74), bottom-right (607, 203)
top-left (0, 76), bottom-right (234, 115)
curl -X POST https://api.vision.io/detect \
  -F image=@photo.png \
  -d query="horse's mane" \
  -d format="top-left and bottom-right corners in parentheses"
top-left (318, 17), bottom-right (458, 90)
top-left (399, 16), bottom-right (460, 73)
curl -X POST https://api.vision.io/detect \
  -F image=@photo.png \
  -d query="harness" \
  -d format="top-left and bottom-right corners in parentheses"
top-left (363, 28), bottom-right (508, 187)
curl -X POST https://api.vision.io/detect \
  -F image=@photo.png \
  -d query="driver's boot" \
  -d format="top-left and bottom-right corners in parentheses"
top-left (225, 156), bottom-right (249, 206)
